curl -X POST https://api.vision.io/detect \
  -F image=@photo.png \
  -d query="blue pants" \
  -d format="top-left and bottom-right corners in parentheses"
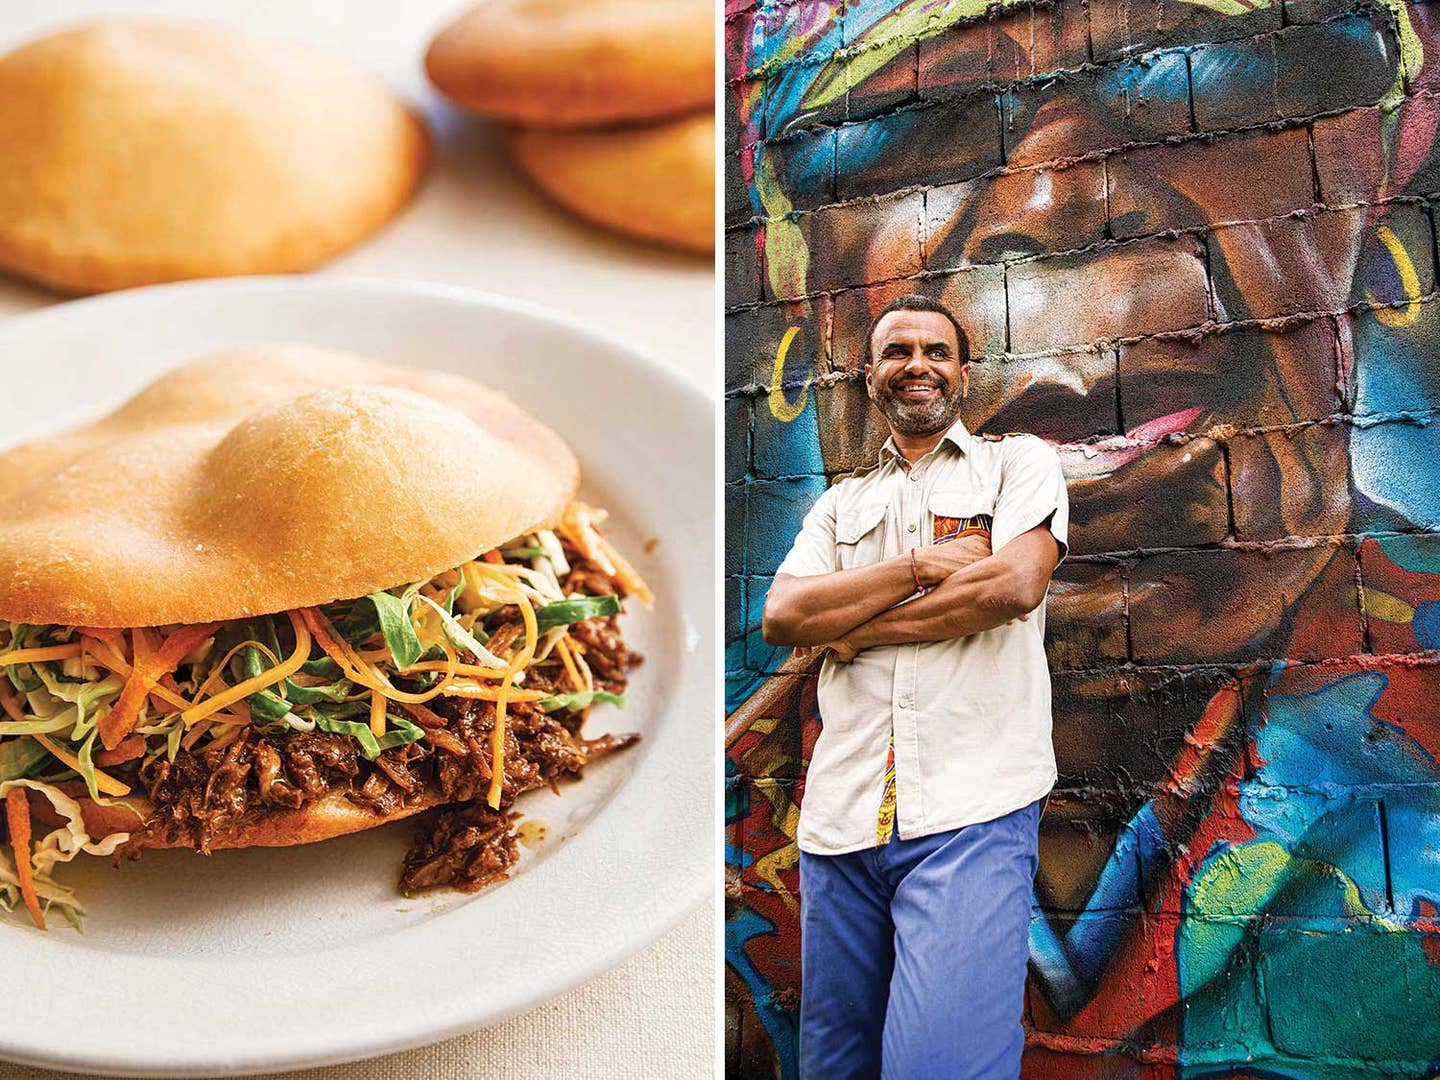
top-left (798, 800), bottom-right (1041, 1080)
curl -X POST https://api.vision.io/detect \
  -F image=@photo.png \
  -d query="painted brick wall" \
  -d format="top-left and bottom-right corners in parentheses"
top-left (724, 0), bottom-right (1440, 1076)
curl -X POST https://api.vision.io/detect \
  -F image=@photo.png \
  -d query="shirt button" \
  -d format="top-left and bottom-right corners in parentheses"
top-left (899, 695), bottom-right (913, 709)
top-left (908, 523), bottom-right (917, 533)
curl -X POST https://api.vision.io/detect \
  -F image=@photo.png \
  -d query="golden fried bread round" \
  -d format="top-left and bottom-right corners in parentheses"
top-left (0, 20), bottom-right (428, 294)
top-left (509, 113), bottom-right (714, 253)
top-left (424, 0), bottom-right (713, 127)
top-left (0, 345), bottom-right (579, 627)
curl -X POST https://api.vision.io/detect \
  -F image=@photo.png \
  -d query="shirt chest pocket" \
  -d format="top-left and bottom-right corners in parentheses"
top-left (834, 502), bottom-right (888, 570)
top-left (927, 489), bottom-right (997, 546)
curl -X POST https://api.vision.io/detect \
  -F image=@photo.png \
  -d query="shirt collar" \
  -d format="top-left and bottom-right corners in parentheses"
top-left (880, 416), bottom-right (972, 464)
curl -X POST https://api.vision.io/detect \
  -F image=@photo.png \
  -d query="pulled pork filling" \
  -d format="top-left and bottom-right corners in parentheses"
top-left (0, 503), bottom-right (648, 926)
top-left (135, 615), bottom-right (640, 893)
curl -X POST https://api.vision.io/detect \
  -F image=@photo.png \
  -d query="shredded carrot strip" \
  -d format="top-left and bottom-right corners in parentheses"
top-left (5, 789), bottom-right (42, 930)
top-left (98, 622), bottom-right (219, 749)
top-left (190, 639), bottom-right (281, 706)
top-left (482, 549), bottom-right (503, 564)
top-left (153, 623), bottom-right (220, 670)
top-left (369, 689), bottom-right (386, 738)
top-left (405, 660), bottom-right (507, 680)
top-left (147, 673), bottom-right (187, 712)
top-left (0, 644), bottom-right (83, 668)
top-left (207, 724), bottom-right (245, 751)
top-left (32, 734), bottom-right (130, 797)
top-left (181, 612), bottom-right (309, 727)
top-left (181, 720), bottom-right (212, 751)
top-left (561, 502), bottom-right (654, 607)
top-left (299, 608), bottom-right (457, 705)
top-left (300, 610), bottom-right (372, 683)
top-left (440, 682), bottom-right (548, 703)
top-left (85, 641), bottom-right (191, 713)
top-left (595, 532), bottom-right (654, 607)
top-left (93, 735), bottom-right (146, 767)
top-left (554, 636), bottom-right (585, 693)
top-left (488, 588), bottom-right (538, 810)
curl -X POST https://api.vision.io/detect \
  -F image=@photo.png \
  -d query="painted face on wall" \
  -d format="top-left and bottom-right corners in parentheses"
top-left (836, 7), bottom-right (1417, 664)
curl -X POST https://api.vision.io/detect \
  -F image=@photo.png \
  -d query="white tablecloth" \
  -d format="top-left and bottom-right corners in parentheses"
top-left (0, 1), bottom-right (717, 1075)
top-left (0, 906), bottom-right (715, 1080)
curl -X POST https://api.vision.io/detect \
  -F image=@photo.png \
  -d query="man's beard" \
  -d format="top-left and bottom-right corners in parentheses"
top-left (871, 375), bottom-right (964, 437)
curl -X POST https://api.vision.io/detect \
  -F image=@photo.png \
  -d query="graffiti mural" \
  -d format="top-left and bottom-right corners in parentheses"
top-left (724, 0), bottom-right (1440, 1075)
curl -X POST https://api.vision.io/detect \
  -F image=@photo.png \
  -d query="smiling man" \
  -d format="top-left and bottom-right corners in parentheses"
top-left (761, 294), bottom-right (1069, 1079)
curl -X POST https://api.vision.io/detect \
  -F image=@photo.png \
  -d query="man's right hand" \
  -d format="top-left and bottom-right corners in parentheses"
top-left (912, 533), bottom-right (992, 588)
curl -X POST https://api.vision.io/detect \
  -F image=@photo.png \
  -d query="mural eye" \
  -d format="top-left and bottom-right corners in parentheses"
top-left (1109, 210), bottom-right (1148, 237)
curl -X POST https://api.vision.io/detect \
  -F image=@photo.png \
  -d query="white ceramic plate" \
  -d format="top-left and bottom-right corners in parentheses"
top-left (0, 278), bottom-right (715, 1076)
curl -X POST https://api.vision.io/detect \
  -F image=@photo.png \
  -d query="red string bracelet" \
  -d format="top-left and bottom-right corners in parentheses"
top-left (909, 548), bottom-right (924, 594)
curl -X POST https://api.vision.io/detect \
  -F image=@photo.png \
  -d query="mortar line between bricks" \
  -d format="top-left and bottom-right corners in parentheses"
top-left (1038, 526), bottom-right (1427, 562)
top-left (743, 5), bottom-right (1398, 146)
top-left (1221, 441), bottom-right (1237, 541)
top-left (1002, 266), bottom-right (1012, 353)
top-left (732, 192), bottom-right (1440, 312)
top-left (1111, 344), bottom-right (1124, 433)
top-left (736, 647), bottom-right (1440, 684)
top-left (1120, 561), bottom-right (1135, 664)
top-left (994, 89), bottom-right (1009, 166)
top-left (730, 85), bottom-right (1440, 232)
top-left (1199, 230), bottom-right (1217, 324)
top-left (1355, 541), bottom-right (1374, 655)
top-left (732, 768), bottom-right (1440, 795)
top-left (728, 293), bottom-right (1440, 389)
top-left (1048, 646), bottom-right (1440, 678)
top-left (1254, 960), bottom-right (1280, 1059)
top-left (993, 783), bottom-right (1440, 801)
top-left (1426, 202), bottom-right (1440, 288)
top-left (1053, 526), bottom-right (1438, 558)
top-left (1184, 49), bottom-right (1199, 132)
top-left (727, 404), bottom-right (1440, 461)
top-left (1306, 122), bottom-right (1323, 205)
top-left (1378, 797), bottom-right (1396, 914)
top-left (934, 191), bottom-right (1433, 275)
top-left (1330, 313), bottom-right (1351, 412)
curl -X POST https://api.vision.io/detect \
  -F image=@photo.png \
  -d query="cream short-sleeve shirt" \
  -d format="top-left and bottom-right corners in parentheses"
top-left (775, 417), bottom-right (1069, 856)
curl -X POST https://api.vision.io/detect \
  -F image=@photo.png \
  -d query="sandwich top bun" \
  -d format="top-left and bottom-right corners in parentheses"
top-left (0, 20), bottom-right (428, 294)
top-left (0, 346), bottom-right (579, 628)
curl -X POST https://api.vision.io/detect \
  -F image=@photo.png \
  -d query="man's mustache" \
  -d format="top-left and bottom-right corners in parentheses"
top-left (885, 376), bottom-right (946, 391)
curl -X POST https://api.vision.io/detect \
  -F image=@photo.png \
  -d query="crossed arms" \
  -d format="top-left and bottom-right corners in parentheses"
top-left (761, 525), bottom-right (1061, 660)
